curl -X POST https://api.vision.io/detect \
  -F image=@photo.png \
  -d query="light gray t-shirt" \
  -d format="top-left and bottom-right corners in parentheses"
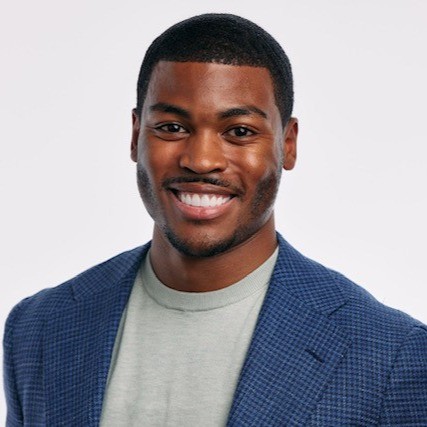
top-left (100, 248), bottom-right (278, 426)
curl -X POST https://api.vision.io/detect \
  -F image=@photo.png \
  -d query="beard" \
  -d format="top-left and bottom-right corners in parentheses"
top-left (137, 163), bottom-right (282, 258)
top-left (164, 228), bottom-right (238, 258)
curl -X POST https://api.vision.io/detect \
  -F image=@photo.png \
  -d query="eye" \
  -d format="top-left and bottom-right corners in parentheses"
top-left (224, 126), bottom-right (256, 139)
top-left (152, 123), bottom-right (189, 141)
top-left (156, 123), bottom-right (187, 133)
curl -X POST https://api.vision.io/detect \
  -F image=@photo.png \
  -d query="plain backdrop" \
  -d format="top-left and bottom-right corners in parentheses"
top-left (1, 0), bottom-right (426, 419)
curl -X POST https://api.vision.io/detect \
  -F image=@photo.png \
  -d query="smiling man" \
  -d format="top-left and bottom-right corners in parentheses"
top-left (4, 13), bottom-right (427, 426)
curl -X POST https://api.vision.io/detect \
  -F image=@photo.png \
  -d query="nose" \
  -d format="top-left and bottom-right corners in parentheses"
top-left (178, 131), bottom-right (228, 174)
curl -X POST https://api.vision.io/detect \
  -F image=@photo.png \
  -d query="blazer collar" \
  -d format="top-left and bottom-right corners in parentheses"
top-left (272, 234), bottom-right (347, 315)
top-left (227, 234), bottom-right (351, 425)
top-left (70, 243), bottom-right (150, 301)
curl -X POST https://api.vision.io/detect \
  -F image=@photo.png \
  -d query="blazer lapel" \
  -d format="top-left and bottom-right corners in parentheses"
top-left (227, 236), bottom-right (351, 426)
top-left (43, 244), bottom-right (148, 426)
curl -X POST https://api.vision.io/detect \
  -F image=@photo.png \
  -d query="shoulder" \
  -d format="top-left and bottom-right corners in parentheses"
top-left (3, 244), bottom-right (148, 340)
top-left (316, 263), bottom-right (427, 377)
top-left (331, 271), bottom-right (427, 420)
top-left (331, 268), bottom-right (425, 337)
top-left (275, 234), bottom-right (426, 351)
top-left (269, 235), bottom-right (427, 421)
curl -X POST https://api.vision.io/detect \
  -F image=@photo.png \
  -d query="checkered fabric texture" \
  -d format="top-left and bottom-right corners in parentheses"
top-left (4, 234), bottom-right (427, 426)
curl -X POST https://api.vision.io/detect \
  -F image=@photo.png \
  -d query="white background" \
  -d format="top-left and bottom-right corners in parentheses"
top-left (1, 0), bottom-right (426, 419)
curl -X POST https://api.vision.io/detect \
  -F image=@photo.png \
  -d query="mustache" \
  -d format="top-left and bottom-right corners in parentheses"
top-left (162, 176), bottom-right (244, 195)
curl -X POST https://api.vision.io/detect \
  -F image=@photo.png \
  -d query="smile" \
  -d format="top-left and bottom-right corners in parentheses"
top-left (177, 192), bottom-right (231, 208)
top-left (168, 186), bottom-right (236, 221)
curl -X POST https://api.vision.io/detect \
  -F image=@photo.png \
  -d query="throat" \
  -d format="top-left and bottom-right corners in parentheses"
top-left (149, 221), bottom-right (278, 292)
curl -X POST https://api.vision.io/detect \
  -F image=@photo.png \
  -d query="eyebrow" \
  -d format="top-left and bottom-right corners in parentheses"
top-left (219, 106), bottom-right (268, 120)
top-left (149, 103), bottom-right (191, 119)
top-left (148, 103), bottom-right (268, 120)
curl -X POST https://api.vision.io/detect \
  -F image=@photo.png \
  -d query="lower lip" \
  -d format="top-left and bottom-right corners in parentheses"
top-left (171, 192), bottom-right (235, 220)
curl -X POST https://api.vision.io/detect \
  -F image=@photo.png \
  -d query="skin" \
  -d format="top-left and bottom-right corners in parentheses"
top-left (131, 61), bottom-right (298, 292)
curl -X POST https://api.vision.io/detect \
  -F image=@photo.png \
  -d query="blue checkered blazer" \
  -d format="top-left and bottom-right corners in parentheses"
top-left (4, 234), bottom-right (427, 425)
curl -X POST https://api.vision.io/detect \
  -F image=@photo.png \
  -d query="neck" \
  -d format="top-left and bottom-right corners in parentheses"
top-left (149, 217), bottom-right (278, 292)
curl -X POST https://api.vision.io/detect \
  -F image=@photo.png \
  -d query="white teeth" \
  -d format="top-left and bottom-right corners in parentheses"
top-left (192, 194), bottom-right (201, 207)
top-left (200, 194), bottom-right (210, 207)
top-left (178, 192), bottom-right (231, 208)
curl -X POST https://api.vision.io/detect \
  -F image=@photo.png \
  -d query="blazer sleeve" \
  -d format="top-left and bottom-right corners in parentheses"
top-left (3, 301), bottom-right (26, 427)
top-left (379, 325), bottom-right (427, 425)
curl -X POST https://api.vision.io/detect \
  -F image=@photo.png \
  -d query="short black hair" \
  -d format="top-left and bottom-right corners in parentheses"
top-left (136, 13), bottom-right (294, 126)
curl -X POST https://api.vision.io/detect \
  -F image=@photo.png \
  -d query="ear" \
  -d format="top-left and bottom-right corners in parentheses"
top-left (130, 109), bottom-right (140, 163)
top-left (282, 117), bottom-right (298, 170)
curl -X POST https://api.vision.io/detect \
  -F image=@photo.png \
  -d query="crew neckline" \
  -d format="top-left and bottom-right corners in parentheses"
top-left (140, 247), bottom-right (279, 312)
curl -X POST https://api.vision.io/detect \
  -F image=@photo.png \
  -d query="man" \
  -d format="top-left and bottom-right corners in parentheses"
top-left (3, 13), bottom-right (427, 426)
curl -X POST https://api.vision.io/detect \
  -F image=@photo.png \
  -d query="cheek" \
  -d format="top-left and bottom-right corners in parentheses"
top-left (240, 147), bottom-right (281, 182)
top-left (138, 136), bottom-right (179, 178)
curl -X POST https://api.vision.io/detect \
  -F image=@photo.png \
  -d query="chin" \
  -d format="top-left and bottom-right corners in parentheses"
top-left (165, 229), bottom-right (238, 258)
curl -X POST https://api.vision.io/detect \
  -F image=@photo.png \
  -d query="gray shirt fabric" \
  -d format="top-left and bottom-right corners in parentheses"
top-left (100, 248), bottom-right (278, 426)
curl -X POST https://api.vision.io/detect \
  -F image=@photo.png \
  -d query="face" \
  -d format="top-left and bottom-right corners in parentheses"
top-left (131, 61), bottom-right (297, 257)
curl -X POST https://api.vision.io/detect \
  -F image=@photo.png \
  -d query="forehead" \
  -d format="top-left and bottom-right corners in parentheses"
top-left (143, 61), bottom-right (278, 117)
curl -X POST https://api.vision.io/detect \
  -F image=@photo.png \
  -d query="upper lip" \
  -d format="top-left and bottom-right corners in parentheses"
top-left (168, 182), bottom-right (236, 196)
